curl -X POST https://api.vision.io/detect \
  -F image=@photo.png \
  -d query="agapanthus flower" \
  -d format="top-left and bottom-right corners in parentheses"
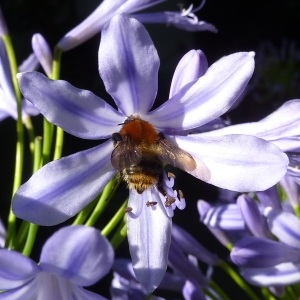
top-left (57, 0), bottom-right (216, 51)
top-left (110, 259), bottom-right (184, 299)
top-left (0, 38), bottom-right (39, 122)
top-left (0, 225), bottom-right (114, 299)
top-left (132, 3), bottom-right (217, 32)
top-left (231, 207), bottom-right (300, 287)
top-left (13, 14), bottom-right (287, 292)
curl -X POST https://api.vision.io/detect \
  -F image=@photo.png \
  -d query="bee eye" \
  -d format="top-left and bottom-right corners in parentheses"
top-left (158, 132), bottom-right (165, 139)
top-left (112, 133), bottom-right (122, 142)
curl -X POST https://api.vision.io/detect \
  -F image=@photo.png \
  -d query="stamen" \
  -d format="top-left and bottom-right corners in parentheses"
top-left (146, 201), bottom-right (157, 207)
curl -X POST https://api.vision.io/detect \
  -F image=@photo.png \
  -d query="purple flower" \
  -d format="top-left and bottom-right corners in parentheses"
top-left (132, 3), bottom-right (217, 33)
top-left (56, 0), bottom-right (215, 52)
top-left (197, 99), bottom-right (300, 153)
top-left (13, 14), bottom-right (287, 292)
top-left (0, 38), bottom-right (39, 122)
top-left (0, 225), bottom-right (114, 299)
top-left (231, 207), bottom-right (300, 286)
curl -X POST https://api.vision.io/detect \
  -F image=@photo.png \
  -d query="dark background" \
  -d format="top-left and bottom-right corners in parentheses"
top-left (1, 0), bottom-right (300, 298)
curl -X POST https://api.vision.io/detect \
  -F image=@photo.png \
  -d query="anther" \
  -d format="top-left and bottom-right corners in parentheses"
top-left (146, 201), bottom-right (157, 207)
top-left (124, 207), bottom-right (133, 213)
top-left (165, 197), bottom-right (176, 207)
top-left (178, 190), bottom-right (184, 199)
top-left (168, 172), bottom-right (176, 178)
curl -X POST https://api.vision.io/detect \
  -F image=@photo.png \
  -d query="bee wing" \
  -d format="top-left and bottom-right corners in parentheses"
top-left (156, 139), bottom-right (197, 172)
top-left (111, 135), bottom-right (142, 170)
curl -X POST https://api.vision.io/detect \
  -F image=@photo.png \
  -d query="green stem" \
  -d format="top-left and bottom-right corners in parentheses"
top-left (13, 221), bottom-right (29, 251)
top-left (53, 127), bottom-right (64, 160)
top-left (23, 116), bottom-right (35, 162)
top-left (20, 136), bottom-right (42, 256)
top-left (294, 205), bottom-right (300, 219)
top-left (218, 260), bottom-right (261, 300)
top-left (261, 287), bottom-right (276, 300)
top-left (85, 177), bottom-right (117, 227)
top-left (42, 118), bottom-right (53, 165)
top-left (208, 280), bottom-right (231, 300)
top-left (110, 220), bottom-right (127, 250)
top-left (2, 35), bottom-right (24, 249)
top-left (22, 224), bottom-right (39, 257)
top-left (51, 47), bottom-right (65, 161)
top-left (51, 46), bottom-right (63, 80)
top-left (101, 199), bottom-right (128, 237)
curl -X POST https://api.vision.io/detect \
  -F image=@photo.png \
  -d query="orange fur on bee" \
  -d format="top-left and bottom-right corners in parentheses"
top-left (119, 117), bottom-right (159, 144)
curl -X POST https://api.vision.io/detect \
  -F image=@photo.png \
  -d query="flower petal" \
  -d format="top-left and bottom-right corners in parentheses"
top-left (168, 241), bottom-right (208, 286)
top-left (237, 195), bottom-right (270, 238)
top-left (31, 33), bottom-right (53, 76)
top-left (98, 14), bottom-right (159, 116)
top-left (242, 262), bottom-right (300, 286)
top-left (231, 236), bottom-right (300, 268)
top-left (200, 100), bottom-right (300, 152)
top-left (12, 141), bottom-right (116, 225)
top-left (182, 279), bottom-right (206, 300)
top-left (17, 72), bottom-right (124, 139)
top-left (264, 207), bottom-right (300, 249)
top-left (202, 203), bottom-right (245, 230)
top-left (40, 226), bottom-right (114, 286)
top-left (256, 186), bottom-right (282, 209)
top-left (56, 0), bottom-right (165, 51)
top-left (127, 187), bottom-right (172, 293)
top-left (172, 134), bottom-right (288, 192)
top-left (132, 11), bottom-right (217, 33)
top-left (146, 52), bottom-right (255, 131)
top-left (169, 50), bottom-right (208, 98)
top-left (0, 249), bottom-right (40, 289)
top-left (172, 224), bottom-right (219, 265)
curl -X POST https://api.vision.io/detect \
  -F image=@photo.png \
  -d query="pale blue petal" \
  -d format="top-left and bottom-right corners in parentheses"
top-left (18, 53), bottom-right (39, 72)
top-left (99, 14), bottom-right (159, 116)
top-left (231, 236), bottom-right (300, 268)
top-left (242, 262), bottom-right (300, 286)
top-left (280, 174), bottom-right (300, 207)
top-left (12, 141), bottom-right (116, 225)
top-left (256, 186), bottom-right (282, 209)
top-left (168, 241), bottom-right (208, 286)
top-left (169, 50), bottom-right (208, 98)
top-left (202, 203), bottom-right (245, 230)
top-left (182, 279), bottom-right (206, 300)
top-left (200, 100), bottom-right (300, 152)
top-left (237, 195), bottom-right (270, 238)
top-left (132, 11), bottom-right (217, 33)
top-left (172, 134), bottom-right (288, 192)
top-left (146, 52), bottom-right (255, 131)
top-left (172, 224), bottom-right (219, 265)
top-left (31, 33), bottom-right (53, 76)
top-left (0, 249), bottom-right (40, 290)
top-left (127, 187), bottom-right (171, 293)
top-left (40, 226), bottom-right (114, 286)
top-left (0, 272), bottom-right (107, 300)
top-left (17, 72), bottom-right (124, 139)
top-left (265, 207), bottom-right (300, 249)
top-left (57, 0), bottom-right (165, 51)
